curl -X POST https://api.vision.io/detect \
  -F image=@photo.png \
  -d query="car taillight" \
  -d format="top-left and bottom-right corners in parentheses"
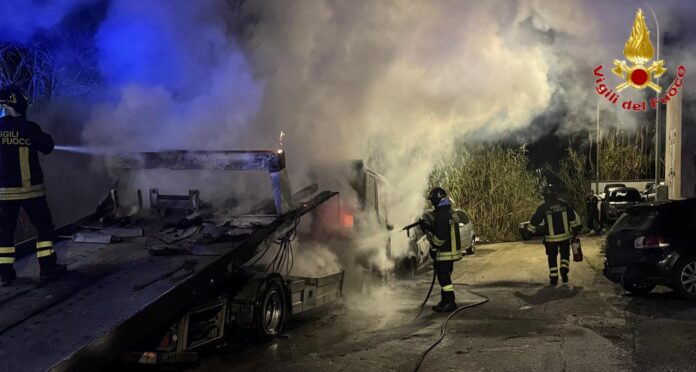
top-left (634, 236), bottom-right (670, 249)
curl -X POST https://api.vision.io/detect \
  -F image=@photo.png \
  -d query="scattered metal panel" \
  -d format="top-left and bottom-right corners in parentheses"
top-left (13, 208), bottom-right (113, 260)
top-left (78, 227), bottom-right (144, 239)
top-left (73, 232), bottom-right (121, 244)
top-left (111, 150), bottom-right (286, 172)
top-left (150, 189), bottom-right (201, 212)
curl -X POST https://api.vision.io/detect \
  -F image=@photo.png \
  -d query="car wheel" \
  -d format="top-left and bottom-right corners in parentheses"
top-left (622, 281), bottom-right (656, 295)
top-left (673, 257), bottom-right (696, 300)
top-left (254, 276), bottom-right (288, 340)
top-left (466, 237), bottom-right (475, 255)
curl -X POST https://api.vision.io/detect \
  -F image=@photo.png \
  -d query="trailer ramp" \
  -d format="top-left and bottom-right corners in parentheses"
top-left (0, 191), bottom-right (338, 372)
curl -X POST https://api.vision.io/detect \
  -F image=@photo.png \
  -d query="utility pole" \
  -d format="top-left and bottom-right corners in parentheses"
top-left (596, 100), bottom-right (600, 194)
top-left (646, 5), bottom-right (660, 187)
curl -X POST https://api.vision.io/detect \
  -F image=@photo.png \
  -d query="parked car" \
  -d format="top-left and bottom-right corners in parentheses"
top-left (397, 209), bottom-right (475, 278)
top-left (598, 183), bottom-right (627, 200)
top-left (600, 187), bottom-right (642, 227)
top-left (641, 182), bottom-right (665, 202)
top-left (603, 199), bottom-right (696, 299)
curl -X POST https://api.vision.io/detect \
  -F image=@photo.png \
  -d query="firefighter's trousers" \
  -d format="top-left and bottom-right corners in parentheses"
top-left (586, 210), bottom-right (601, 233)
top-left (544, 240), bottom-right (571, 282)
top-left (0, 197), bottom-right (56, 275)
top-left (434, 260), bottom-right (455, 304)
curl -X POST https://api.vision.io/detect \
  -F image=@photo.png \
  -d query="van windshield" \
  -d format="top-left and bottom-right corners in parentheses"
top-left (611, 209), bottom-right (659, 232)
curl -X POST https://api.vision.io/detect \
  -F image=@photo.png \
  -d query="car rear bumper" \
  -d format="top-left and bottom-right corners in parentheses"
top-left (603, 251), bottom-right (680, 285)
top-left (603, 262), bottom-right (663, 285)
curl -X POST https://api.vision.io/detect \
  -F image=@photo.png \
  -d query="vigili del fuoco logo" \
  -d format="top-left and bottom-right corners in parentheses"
top-left (593, 8), bottom-right (686, 112)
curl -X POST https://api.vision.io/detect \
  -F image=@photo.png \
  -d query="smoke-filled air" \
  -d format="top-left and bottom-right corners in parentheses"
top-left (4, 2), bottom-right (696, 370)
top-left (2, 0), bottom-right (696, 271)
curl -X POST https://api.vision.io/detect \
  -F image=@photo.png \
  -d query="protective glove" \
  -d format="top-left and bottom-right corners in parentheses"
top-left (27, 122), bottom-right (54, 154)
top-left (420, 213), bottom-right (434, 233)
top-left (429, 248), bottom-right (437, 259)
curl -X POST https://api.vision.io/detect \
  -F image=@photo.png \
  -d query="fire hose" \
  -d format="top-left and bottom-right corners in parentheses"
top-left (412, 262), bottom-right (490, 372)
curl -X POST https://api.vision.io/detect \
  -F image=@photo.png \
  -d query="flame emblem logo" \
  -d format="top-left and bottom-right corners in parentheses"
top-left (612, 9), bottom-right (666, 92)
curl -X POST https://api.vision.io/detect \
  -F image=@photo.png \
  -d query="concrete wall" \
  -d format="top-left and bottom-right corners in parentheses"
top-left (665, 83), bottom-right (695, 199)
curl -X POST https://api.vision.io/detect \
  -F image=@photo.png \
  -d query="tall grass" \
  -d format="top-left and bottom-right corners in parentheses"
top-left (593, 125), bottom-right (652, 180)
top-left (427, 125), bottom-right (652, 242)
top-left (429, 144), bottom-right (542, 242)
top-left (549, 147), bottom-right (590, 222)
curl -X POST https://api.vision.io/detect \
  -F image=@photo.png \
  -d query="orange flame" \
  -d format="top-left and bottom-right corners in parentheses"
top-left (342, 213), bottom-right (354, 228)
top-left (623, 9), bottom-right (654, 65)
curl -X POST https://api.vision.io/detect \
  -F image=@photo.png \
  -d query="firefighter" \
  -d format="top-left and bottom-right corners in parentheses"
top-left (585, 190), bottom-right (601, 235)
top-left (0, 85), bottom-right (66, 286)
top-left (420, 187), bottom-right (462, 312)
top-left (527, 184), bottom-right (581, 286)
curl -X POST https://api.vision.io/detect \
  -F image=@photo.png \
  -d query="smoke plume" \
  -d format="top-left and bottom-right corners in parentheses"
top-left (5, 0), bottom-right (696, 269)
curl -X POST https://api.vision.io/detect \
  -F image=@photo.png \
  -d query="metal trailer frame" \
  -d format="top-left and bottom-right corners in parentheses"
top-left (112, 150), bottom-right (294, 214)
top-left (0, 150), bottom-right (344, 372)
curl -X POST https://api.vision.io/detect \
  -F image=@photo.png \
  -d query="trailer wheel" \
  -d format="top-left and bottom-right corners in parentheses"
top-left (254, 276), bottom-right (288, 339)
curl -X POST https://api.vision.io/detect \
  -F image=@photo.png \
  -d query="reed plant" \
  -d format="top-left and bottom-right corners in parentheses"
top-left (429, 144), bottom-right (542, 242)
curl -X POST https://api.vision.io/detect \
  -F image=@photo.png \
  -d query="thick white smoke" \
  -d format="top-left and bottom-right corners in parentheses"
top-left (10, 0), bottom-right (696, 272)
top-left (232, 0), bottom-right (696, 261)
top-left (241, 0), bottom-right (561, 257)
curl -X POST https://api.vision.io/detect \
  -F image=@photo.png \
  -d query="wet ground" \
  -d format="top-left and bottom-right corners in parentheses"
top-left (189, 236), bottom-right (696, 371)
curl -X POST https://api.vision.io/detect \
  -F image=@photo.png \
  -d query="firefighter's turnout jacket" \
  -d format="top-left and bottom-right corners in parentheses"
top-left (0, 116), bottom-right (54, 201)
top-left (422, 201), bottom-right (463, 261)
top-left (527, 199), bottom-right (581, 243)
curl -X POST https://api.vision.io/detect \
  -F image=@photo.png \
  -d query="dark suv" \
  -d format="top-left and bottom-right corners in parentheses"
top-left (603, 199), bottom-right (696, 299)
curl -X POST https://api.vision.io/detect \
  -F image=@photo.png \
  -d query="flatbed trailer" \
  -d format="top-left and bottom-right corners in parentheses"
top-left (0, 150), bottom-right (345, 372)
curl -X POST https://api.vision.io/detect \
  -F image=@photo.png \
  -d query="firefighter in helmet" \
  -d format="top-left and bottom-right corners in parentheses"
top-left (420, 186), bottom-right (462, 312)
top-left (527, 184), bottom-right (581, 286)
top-left (0, 85), bottom-right (66, 286)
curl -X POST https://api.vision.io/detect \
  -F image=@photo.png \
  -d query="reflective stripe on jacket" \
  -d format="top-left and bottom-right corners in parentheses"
top-left (0, 117), bottom-right (53, 200)
top-left (527, 199), bottom-right (581, 243)
top-left (423, 206), bottom-right (463, 262)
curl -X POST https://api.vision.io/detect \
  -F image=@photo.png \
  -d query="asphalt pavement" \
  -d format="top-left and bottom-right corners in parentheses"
top-left (192, 235), bottom-right (696, 372)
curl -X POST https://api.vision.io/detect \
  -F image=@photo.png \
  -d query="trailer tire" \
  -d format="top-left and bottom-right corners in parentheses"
top-left (254, 276), bottom-right (288, 340)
